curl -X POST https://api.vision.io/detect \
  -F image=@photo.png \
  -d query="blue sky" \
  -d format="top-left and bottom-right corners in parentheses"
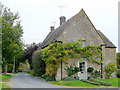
top-left (1, 0), bottom-right (119, 52)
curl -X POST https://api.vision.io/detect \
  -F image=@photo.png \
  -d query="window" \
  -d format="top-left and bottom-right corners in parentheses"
top-left (80, 40), bottom-right (86, 48)
top-left (79, 62), bottom-right (85, 72)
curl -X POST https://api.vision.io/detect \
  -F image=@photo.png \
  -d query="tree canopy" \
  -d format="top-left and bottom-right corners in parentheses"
top-left (22, 43), bottom-right (40, 69)
top-left (117, 53), bottom-right (120, 69)
top-left (1, 3), bottom-right (24, 72)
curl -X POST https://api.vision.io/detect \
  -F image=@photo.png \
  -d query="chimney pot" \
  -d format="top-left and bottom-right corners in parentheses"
top-left (50, 26), bottom-right (54, 31)
top-left (60, 16), bottom-right (66, 25)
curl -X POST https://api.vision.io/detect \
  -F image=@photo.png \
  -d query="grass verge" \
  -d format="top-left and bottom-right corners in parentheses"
top-left (50, 78), bottom-right (119, 88)
top-left (0, 73), bottom-right (12, 88)
top-left (2, 83), bottom-right (11, 88)
top-left (96, 78), bottom-right (120, 87)
top-left (50, 80), bottom-right (99, 87)
top-left (2, 74), bottom-right (12, 82)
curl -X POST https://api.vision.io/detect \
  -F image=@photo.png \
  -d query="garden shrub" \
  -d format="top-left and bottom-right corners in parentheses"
top-left (7, 64), bottom-right (13, 73)
top-left (90, 79), bottom-right (112, 86)
top-left (74, 76), bottom-right (79, 80)
top-left (41, 75), bottom-right (48, 79)
top-left (118, 65), bottom-right (120, 69)
top-left (65, 65), bottom-right (80, 76)
top-left (87, 67), bottom-right (94, 72)
top-left (116, 69), bottom-right (120, 78)
top-left (105, 62), bottom-right (117, 79)
top-left (32, 50), bottom-right (46, 77)
top-left (81, 79), bottom-right (112, 86)
top-left (27, 70), bottom-right (33, 75)
top-left (18, 68), bottom-right (22, 72)
top-left (81, 79), bottom-right (100, 86)
top-left (116, 53), bottom-right (120, 69)
top-left (92, 70), bottom-right (101, 79)
top-left (62, 76), bottom-right (76, 81)
top-left (45, 76), bottom-right (55, 82)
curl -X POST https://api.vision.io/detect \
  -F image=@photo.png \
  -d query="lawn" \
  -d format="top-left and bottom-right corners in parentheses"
top-left (96, 78), bottom-right (120, 87)
top-left (50, 80), bottom-right (99, 87)
top-left (0, 73), bottom-right (12, 89)
top-left (50, 78), bottom-right (119, 88)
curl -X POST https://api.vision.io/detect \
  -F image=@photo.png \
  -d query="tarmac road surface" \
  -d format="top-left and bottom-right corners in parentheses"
top-left (10, 73), bottom-right (119, 90)
top-left (10, 73), bottom-right (80, 88)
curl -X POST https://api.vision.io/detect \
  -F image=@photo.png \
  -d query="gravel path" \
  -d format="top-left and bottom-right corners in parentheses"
top-left (10, 73), bottom-right (80, 88)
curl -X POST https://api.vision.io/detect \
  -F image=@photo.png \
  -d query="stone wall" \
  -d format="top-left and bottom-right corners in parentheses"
top-left (102, 47), bottom-right (116, 78)
top-left (56, 58), bottom-right (101, 80)
top-left (56, 47), bottom-right (116, 80)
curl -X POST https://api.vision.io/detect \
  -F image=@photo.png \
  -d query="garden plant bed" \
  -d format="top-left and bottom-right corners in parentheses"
top-left (96, 78), bottom-right (120, 87)
top-left (81, 79), bottom-right (112, 86)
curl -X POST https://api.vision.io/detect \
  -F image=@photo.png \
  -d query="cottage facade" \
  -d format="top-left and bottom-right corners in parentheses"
top-left (38, 9), bottom-right (116, 80)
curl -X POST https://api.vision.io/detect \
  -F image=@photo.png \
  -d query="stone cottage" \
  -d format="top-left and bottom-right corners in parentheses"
top-left (38, 9), bottom-right (116, 80)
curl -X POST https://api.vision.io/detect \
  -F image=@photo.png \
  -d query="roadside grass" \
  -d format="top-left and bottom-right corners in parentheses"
top-left (96, 78), bottom-right (120, 87)
top-left (50, 80), bottom-right (99, 87)
top-left (2, 74), bottom-right (12, 82)
top-left (2, 83), bottom-right (11, 88)
top-left (0, 73), bottom-right (12, 88)
top-left (50, 78), bottom-right (119, 88)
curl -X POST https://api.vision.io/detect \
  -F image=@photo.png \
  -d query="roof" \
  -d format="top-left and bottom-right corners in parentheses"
top-left (97, 30), bottom-right (116, 48)
top-left (38, 12), bottom-right (72, 49)
top-left (38, 9), bottom-right (116, 49)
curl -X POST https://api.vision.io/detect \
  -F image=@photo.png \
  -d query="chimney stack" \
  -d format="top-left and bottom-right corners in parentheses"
top-left (60, 16), bottom-right (66, 25)
top-left (50, 26), bottom-right (54, 31)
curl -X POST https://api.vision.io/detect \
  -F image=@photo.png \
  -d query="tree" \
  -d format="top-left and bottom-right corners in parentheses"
top-left (1, 3), bottom-right (24, 72)
top-left (22, 43), bottom-right (40, 69)
top-left (32, 50), bottom-right (46, 77)
top-left (105, 62), bottom-right (117, 79)
top-left (116, 53), bottom-right (120, 69)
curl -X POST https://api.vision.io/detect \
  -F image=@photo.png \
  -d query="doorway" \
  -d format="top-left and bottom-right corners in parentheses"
top-left (78, 61), bottom-right (87, 80)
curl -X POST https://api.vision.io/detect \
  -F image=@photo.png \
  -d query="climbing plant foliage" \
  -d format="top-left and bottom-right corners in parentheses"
top-left (64, 40), bottom-right (102, 64)
top-left (41, 42), bottom-right (68, 76)
top-left (41, 40), bottom-right (102, 76)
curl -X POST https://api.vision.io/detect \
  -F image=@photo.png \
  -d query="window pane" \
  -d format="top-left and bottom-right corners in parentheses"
top-left (80, 40), bottom-right (86, 48)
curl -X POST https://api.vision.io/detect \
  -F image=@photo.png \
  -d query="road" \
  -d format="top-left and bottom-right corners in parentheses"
top-left (10, 73), bottom-right (119, 90)
top-left (10, 73), bottom-right (79, 88)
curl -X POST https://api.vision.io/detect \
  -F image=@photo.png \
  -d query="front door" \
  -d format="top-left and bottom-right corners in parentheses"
top-left (78, 61), bottom-right (87, 80)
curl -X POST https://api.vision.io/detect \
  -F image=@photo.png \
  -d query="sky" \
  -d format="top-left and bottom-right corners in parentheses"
top-left (1, 0), bottom-right (119, 52)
